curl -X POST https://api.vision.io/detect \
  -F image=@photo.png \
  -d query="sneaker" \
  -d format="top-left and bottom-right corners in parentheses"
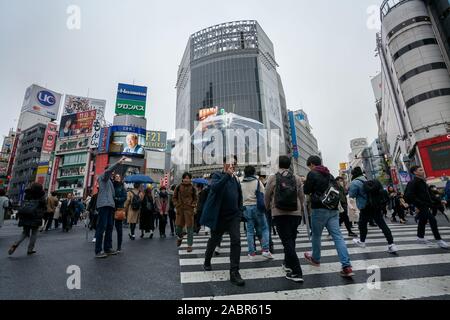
top-left (8, 244), bottom-right (18, 255)
top-left (282, 263), bottom-right (293, 273)
top-left (437, 240), bottom-right (449, 249)
top-left (203, 263), bottom-right (212, 271)
top-left (214, 246), bottom-right (221, 256)
top-left (176, 237), bottom-right (183, 247)
top-left (417, 237), bottom-right (431, 245)
top-left (116, 249), bottom-right (122, 254)
top-left (230, 271), bottom-right (245, 286)
top-left (248, 253), bottom-right (256, 261)
top-left (149, 231), bottom-right (154, 239)
top-left (105, 250), bottom-right (118, 256)
top-left (286, 272), bottom-right (304, 283)
top-left (340, 266), bottom-right (354, 278)
top-left (304, 252), bottom-right (320, 267)
top-left (262, 251), bottom-right (274, 260)
top-left (353, 238), bottom-right (366, 248)
top-left (92, 238), bottom-right (96, 243)
top-left (388, 244), bottom-right (398, 253)
top-left (187, 246), bottom-right (193, 253)
top-left (95, 252), bottom-right (108, 258)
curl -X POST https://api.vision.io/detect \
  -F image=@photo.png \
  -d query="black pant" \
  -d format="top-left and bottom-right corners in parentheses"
top-left (44, 212), bottom-right (53, 230)
top-left (169, 210), bottom-right (176, 234)
top-left (205, 216), bottom-right (241, 272)
top-left (159, 214), bottom-right (167, 235)
top-left (359, 207), bottom-right (394, 245)
top-left (418, 207), bottom-right (441, 240)
top-left (265, 210), bottom-right (274, 248)
top-left (115, 220), bottom-right (123, 250)
top-left (273, 215), bottom-right (303, 275)
top-left (130, 223), bottom-right (136, 235)
top-left (339, 207), bottom-right (353, 233)
top-left (62, 214), bottom-right (72, 231)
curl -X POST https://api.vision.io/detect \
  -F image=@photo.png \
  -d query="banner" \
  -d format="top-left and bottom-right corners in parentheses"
top-left (145, 130), bottom-right (167, 150)
top-left (21, 84), bottom-right (62, 120)
top-left (89, 118), bottom-right (102, 149)
top-left (63, 95), bottom-right (106, 120)
top-left (42, 123), bottom-right (58, 153)
top-left (98, 127), bottom-right (111, 154)
top-left (50, 156), bottom-right (60, 192)
top-left (59, 110), bottom-right (97, 139)
top-left (115, 83), bottom-right (147, 117)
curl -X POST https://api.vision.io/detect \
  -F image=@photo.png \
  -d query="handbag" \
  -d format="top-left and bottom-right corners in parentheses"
top-left (255, 180), bottom-right (265, 212)
top-left (114, 208), bottom-right (126, 221)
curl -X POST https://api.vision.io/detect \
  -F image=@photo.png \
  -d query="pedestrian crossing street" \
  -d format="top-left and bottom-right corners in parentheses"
top-left (178, 223), bottom-right (450, 300)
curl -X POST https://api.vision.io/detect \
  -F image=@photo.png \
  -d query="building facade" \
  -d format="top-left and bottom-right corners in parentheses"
top-left (176, 20), bottom-right (291, 177)
top-left (288, 110), bottom-right (320, 176)
top-left (0, 129), bottom-right (16, 189)
top-left (377, 0), bottom-right (450, 185)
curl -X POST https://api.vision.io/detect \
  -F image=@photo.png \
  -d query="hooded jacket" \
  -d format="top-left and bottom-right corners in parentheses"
top-left (303, 165), bottom-right (335, 210)
top-left (349, 175), bottom-right (368, 210)
top-left (241, 176), bottom-right (265, 207)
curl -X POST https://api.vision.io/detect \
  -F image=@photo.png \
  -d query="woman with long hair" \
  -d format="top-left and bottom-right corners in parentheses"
top-left (140, 187), bottom-right (155, 239)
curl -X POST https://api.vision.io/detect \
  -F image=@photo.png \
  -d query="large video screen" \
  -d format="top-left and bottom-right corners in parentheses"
top-left (109, 126), bottom-right (146, 157)
top-left (428, 140), bottom-right (450, 172)
top-left (59, 110), bottom-right (96, 139)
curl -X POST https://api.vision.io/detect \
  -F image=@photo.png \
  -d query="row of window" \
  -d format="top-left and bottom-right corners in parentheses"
top-left (405, 88), bottom-right (450, 108)
top-left (392, 38), bottom-right (437, 61)
top-left (387, 16), bottom-right (430, 40)
top-left (62, 153), bottom-right (87, 165)
top-left (399, 62), bottom-right (447, 84)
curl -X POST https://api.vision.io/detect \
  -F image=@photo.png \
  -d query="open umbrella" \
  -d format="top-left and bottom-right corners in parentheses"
top-left (124, 174), bottom-right (154, 184)
top-left (192, 178), bottom-right (208, 185)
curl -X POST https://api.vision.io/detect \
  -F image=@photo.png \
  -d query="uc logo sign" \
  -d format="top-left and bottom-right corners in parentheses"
top-left (37, 91), bottom-right (56, 107)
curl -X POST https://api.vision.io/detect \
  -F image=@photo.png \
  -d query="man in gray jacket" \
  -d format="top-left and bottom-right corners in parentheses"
top-left (95, 156), bottom-right (127, 258)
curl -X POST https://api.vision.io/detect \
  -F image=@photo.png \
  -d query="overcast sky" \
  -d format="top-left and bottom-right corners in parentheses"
top-left (0, 0), bottom-right (383, 175)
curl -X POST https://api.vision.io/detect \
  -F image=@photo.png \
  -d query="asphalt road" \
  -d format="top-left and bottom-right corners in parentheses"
top-left (0, 220), bottom-right (184, 300)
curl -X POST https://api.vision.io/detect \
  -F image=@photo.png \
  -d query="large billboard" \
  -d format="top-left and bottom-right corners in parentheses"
top-left (109, 126), bottom-right (146, 157)
top-left (145, 130), bottom-right (167, 150)
top-left (418, 135), bottom-right (450, 178)
top-left (59, 110), bottom-right (97, 139)
top-left (42, 123), bottom-right (58, 153)
top-left (63, 95), bottom-right (106, 120)
top-left (21, 85), bottom-right (62, 120)
top-left (115, 83), bottom-right (147, 117)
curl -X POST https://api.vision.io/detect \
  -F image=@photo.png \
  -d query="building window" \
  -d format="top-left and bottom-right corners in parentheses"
top-left (399, 62), bottom-right (447, 84)
top-left (392, 38), bottom-right (438, 61)
top-left (405, 88), bottom-right (450, 108)
top-left (387, 16), bottom-right (431, 41)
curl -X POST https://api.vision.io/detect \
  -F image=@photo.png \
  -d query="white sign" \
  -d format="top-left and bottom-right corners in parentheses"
top-left (89, 119), bottom-right (102, 149)
top-left (21, 85), bottom-right (62, 120)
top-left (63, 95), bottom-right (106, 121)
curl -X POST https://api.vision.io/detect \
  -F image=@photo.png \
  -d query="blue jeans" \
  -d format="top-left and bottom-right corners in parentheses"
top-left (95, 207), bottom-right (114, 254)
top-left (244, 205), bottom-right (270, 255)
top-left (311, 208), bottom-right (351, 268)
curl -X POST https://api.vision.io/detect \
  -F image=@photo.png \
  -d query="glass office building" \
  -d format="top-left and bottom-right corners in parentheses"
top-left (176, 20), bottom-right (291, 175)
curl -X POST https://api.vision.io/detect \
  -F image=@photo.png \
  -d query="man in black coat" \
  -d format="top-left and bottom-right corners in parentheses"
top-left (60, 193), bottom-right (76, 232)
top-left (405, 166), bottom-right (448, 249)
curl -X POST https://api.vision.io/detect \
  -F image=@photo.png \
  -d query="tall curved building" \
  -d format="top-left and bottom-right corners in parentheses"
top-left (176, 20), bottom-right (291, 176)
top-left (377, 0), bottom-right (450, 180)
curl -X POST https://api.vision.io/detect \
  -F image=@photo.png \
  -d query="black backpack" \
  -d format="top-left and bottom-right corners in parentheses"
top-left (130, 191), bottom-right (142, 210)
top-left (361, 179), bottom-right (384, 209)
top-left (18, 200), bottom-right (41, 219)
top-left (274, 172), bottom-right (298, 211)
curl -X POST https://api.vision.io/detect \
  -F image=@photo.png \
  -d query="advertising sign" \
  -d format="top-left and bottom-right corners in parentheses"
top-left (59, 110), bottom-right (97, 139)
top-left (418, 135), bottom-right (450, 178)
top-left (399, 171), bottom-right (411, 184)
top-left (115, 83), bottom-right (147, 117)
top-left (89, 118), bottom-right (102, 149)
top-left (98, 127), bottom-right (111, 154)
top-left (145, 131), bottom-right (167, 150)
top-left (339, 163), bottom-right (348, 171)
top-left (42, 123), bottom-right (58, 153)
top-left (35, 162), bottom-right (49, 186)
top-left (391, 168), bottom-right (399, 185)
top-left (55, 136), bottom-right (90, 154)
top-left (288, 111), bottom-right (299, 159)
top-left (21, 85), bottom-right (62, 120)
top-left (109, 126), bottom-right (146, 157)
top-left (50, 156), bottom-right (60, 192)
top-left (197, 107), bottom-right (218, 121)
top-left (63, 95), bottom-right (106, 120)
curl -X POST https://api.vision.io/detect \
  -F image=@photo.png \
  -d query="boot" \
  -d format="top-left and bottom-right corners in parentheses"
top-left (230, 271), bottom-right (245, 286)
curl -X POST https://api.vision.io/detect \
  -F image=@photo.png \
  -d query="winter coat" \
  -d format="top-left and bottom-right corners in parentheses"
top-left (0, 196), bottom-right (9, 227)
top-left (140, 194), bottom-right (155, 230)
top-left (304, 165), bottom-right (336, 210)
top-left (156, 192), bottom-right (170, 215)
top-left (125, 189), bottom-right (143, 224)
top-left (348, 176), bottom-right (369, 210)
top-left (60, 199), bottom-right (76, 218)
top-left (18, 188), bottom-right (46, 228)
top-left (46, 195), bottom-right (59, 213)
top-left (173, 183), bottom-right (197, 214)
top-left (113, 182), bottom-right (127, 209)
top-left (265, 169), bottom-right (305, 217)
top-left (97, 160), bottom-right (121, 209)
top-left (405, 176), bottom-right (434, 210)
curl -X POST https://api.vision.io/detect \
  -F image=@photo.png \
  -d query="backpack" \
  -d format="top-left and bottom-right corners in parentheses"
top-left (130, 191), bottom-right (142, 210)
top-left (360, 179), bottom-right (384, 209)
top-left (319, 177), bottom-right (341, 210)
top-left (274, 172), bottom-right (298, 211)
top-left (18, 200), bottom-right (41, 219)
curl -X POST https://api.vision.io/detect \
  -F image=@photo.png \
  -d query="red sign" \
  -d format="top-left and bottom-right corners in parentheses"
top-left (59, 110), bottom-right (97, 139)
top-left (50, 156), bottom-right (60, 192)
top-left (92, 154), bottom-right (109, 193)
top-left (42, 123), bottom-right (58, 153)
top-left (391, 168), bottom-right (399, 185)
top-left (418, 135), bottom-right (450, 178)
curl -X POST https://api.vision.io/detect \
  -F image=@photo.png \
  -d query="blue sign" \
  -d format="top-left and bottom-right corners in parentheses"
top-left (37, 90), bottom-right (56, 107)
top-left (288, 111), bottom-right (299, 159)
top-left (117, 83), bottom-right (147, 102)
top-left (399, 171), bottom-right (411, 184)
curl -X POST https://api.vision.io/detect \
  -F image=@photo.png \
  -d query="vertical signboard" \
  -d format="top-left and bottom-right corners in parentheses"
top-left (42, 123), bottom-right (58, 153)
top-left (50, 156), bottom-right (60, 192)
top-left (115, 83), bottom-right (147, 117)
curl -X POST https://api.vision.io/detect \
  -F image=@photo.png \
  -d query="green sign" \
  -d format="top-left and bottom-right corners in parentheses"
top-left (115, 99), bottom-right (146, 116)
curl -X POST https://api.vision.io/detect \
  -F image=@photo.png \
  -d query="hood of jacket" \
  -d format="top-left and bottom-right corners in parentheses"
top-left (242, 176), bottom-right (257, 182)
top-left (314, 165), bottom-right (330, 176)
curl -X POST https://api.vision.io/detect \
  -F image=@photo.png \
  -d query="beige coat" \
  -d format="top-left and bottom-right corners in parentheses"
top-left (264, 169), bottom-right (305, 217)
top-left (125, 190), bottom-right (143, 224)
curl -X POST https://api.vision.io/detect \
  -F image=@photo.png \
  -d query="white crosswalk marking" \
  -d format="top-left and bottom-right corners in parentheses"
top-left (178, 223), bottom-right (450, 300)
